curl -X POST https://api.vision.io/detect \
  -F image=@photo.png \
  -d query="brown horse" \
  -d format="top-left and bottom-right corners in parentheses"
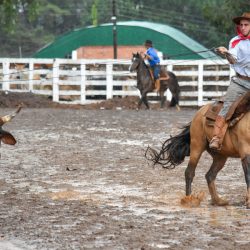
top-left (129, 52), bottom-right (180, 110)
top-left (146, 97), bottom-right (250, 208)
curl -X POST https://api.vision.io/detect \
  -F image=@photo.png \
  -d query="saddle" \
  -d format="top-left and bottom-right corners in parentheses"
top-left (148, 67), bottom-right (169, 82)
top-left (205, 91), bottom-right (250, 127)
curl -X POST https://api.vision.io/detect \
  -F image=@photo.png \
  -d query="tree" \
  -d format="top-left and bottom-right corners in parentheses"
top-left (114, 0), bottom-right (224, 48)
top-left (0, 0), bottom-right (94, 57)
top-left (0, 0), bottom-right (40, 32)
top-left (0, 0), bottom-right (249, 57)
top-left (203, 0), bottom-right (249, 42)
top-left (91, 0), bottom-right (99, 26)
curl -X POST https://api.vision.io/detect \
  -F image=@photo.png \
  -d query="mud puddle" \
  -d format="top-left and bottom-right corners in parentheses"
top-left (0, 108), bottom-right (249, 250)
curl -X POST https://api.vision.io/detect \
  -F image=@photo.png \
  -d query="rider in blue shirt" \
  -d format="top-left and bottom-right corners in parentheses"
top-left (143, 40), bottom-right (161, 92)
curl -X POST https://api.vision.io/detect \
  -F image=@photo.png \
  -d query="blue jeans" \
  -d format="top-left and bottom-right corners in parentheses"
top-left (151, 65), bottom-right (160, 79)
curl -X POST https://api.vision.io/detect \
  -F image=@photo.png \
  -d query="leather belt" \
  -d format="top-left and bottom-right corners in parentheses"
top-left (236, 73), bottom-right (250, 81)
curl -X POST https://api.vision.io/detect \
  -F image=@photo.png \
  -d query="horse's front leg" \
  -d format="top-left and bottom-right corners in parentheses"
top-left (138, 95), bottom-right (149, 110)
top-left (143, 95), bottom-right (150, 109)
top-left (137, 96), bottom-right (143, 109)
top-left (242, 155), bottom-right (250, 209)
top-left (159, 91), bottom-right (166, 109)
top-left (139, 91), bottom-right (150, 109)
top-left (205, 154), bottom-right (228, 206)
top-left (142, 95), bottom-right (149, 109)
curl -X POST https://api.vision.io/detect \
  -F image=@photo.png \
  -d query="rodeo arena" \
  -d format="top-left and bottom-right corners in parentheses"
top-left (0, 20), bottom-right (250, 250)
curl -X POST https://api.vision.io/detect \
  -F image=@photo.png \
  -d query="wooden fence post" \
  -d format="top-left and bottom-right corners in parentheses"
top-left (52, 60), bottom-right (59, 102)
top-left (2, 59), bottom-right (10, 91)
top-left (198, 61), bottom-right (204, 106)
top-left (167, 64), bottom-right (173, 72)
top-left (29, 60), bottom-right (34, 92)
top-left (106, 63), bottom-right (113, 99)
top-left (80, 62), bottom-right (86, 104)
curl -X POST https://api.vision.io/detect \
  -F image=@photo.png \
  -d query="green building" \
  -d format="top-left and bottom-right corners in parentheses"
top-left (34, 21), bottom-right (217, 60)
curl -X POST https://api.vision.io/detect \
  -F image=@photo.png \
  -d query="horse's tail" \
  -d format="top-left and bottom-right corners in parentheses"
top-left (145, 123), bottom-right (191, 169)
top-left (167, 72), bottom-right (180, 107)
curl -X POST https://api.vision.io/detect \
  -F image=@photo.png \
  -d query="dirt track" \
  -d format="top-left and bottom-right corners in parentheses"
top-left (0, 105), bottom-right (250, 250)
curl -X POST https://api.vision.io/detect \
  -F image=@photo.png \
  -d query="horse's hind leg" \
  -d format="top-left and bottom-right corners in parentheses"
top-left (242, 155), bottom-right (250, 209)
top-left (182, 146), bottom-right (206, 207)
top-left (171, 95), bottom-right (181, 111)
top-left (172, 94), bottom-right (181, 111)
top-left (178, 116), bottom-right (208, 207)
top-left (185, 147), bottom-right (204, 196)
top-left (205, 154), bottom-right (228, 206)
top-left (185, 119), bottom-right (207, 197)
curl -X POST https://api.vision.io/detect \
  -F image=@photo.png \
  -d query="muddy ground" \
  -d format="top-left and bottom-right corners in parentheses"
top-left (0, 93), bottom-right (250, 250)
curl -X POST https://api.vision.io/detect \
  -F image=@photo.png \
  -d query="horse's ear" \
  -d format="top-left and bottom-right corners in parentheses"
top-left (136, 52), bottom-right (141, 58)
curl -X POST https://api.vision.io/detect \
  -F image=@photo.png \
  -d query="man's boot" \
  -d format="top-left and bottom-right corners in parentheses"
top-left (155, 79), bottom-right (160, 92)
top-left (209, 115), bottom-right (226, 150)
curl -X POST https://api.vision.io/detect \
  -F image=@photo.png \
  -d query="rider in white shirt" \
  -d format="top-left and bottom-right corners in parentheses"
top-left (209, 12), bottom-right (250, 150)
top-left (229, 34), bottom-right (250, 81)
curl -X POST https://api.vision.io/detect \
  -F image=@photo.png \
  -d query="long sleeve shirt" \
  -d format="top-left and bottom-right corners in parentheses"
top-left (229, 36), bottom-right (250, 78)
top-left (146, 47), bottom-right (160, 67)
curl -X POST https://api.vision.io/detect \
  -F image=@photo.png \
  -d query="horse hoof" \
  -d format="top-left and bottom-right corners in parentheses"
top-left (180, 193), bottom-right (204, 208)
top-left (212, 198), bottom-right (229, 206)
top-left (246, 199), bottom-right (250, 209)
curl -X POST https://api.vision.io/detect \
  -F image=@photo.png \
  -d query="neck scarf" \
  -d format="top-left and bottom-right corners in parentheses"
top-left (231, 26), bottom-right (250, 48)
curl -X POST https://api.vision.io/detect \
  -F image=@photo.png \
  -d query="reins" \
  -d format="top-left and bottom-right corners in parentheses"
top-left (166, 47), bottom-right (217, 59)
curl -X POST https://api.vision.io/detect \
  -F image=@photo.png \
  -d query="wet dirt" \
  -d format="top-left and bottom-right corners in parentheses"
top-left (0, 91), bottom-right (170, 110)
top-left (0, 94), bottom-right (250, 250)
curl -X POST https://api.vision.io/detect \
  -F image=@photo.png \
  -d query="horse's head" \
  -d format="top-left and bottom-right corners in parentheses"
top-left (129, 52), bottom-right (142, 72)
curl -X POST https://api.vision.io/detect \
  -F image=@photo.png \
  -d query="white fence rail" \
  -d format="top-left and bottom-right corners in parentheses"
top-left (0, 58), bottom-right (234, 106)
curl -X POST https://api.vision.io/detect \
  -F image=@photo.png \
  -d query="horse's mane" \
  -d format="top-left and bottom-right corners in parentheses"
top-left (136, 53), bottom-right (148, 67)
top-left (135, 53), bottom-right (152, 79)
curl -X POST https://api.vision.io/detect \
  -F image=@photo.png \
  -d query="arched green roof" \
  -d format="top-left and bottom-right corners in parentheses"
top-left (34, 21), bottom-right (217, 59)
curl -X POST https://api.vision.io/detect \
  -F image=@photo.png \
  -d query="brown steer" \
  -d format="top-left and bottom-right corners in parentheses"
top-left (0, 105), bottom-right (22, 145)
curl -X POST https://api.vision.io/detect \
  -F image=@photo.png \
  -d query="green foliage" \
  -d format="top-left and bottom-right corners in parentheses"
top-left (203, 0), bottom-right (248, 34)
top-left (91, 0), bottom-right (99, 26)
top-left (0, 0), bottom-right (249, 57)
top-left (0, 0), bottom-right (41, 32)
